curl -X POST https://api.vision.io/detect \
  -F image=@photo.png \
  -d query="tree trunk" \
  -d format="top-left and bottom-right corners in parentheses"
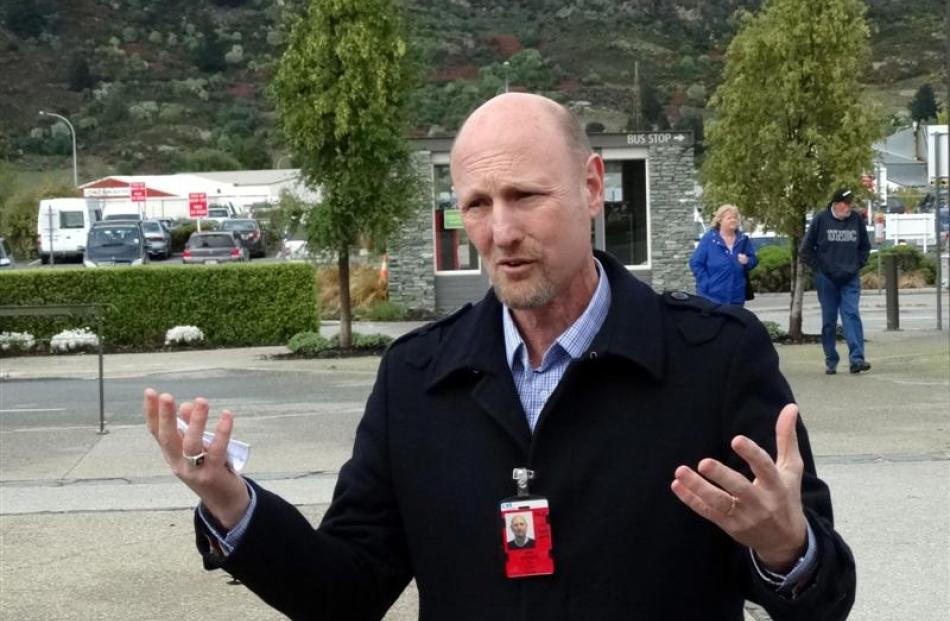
top-left (338, 246), bottom-right (351, 349)
top-left (788, 236), bottom-right (805, 340)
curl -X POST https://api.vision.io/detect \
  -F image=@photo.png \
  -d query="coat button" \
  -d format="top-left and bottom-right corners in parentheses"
top-left (671, 291), bottom-right (689, 301)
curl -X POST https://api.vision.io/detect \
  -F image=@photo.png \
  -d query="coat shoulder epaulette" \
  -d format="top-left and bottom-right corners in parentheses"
top-left (388, 303), bottom-right (474, 351)
top-left (661, 290), bottom-right (754, 345)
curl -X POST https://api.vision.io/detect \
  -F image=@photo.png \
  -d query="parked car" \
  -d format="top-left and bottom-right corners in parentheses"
top-left (140, 219), bottom-right (172, 260)
top-left (182, 231), bottom-right (248, 264)
top-left (885, 196), bottom-right (906, 214)
top-left (83, 221), bottom-right (149, 267)
top-left (219, 218), bottom-right (266, 258)
top-left (103, 212), bottom-right (143, 221)
top-left (0, 235), bottom-right (14, 268)
top-left (203, 205), bottom-right (234, 224)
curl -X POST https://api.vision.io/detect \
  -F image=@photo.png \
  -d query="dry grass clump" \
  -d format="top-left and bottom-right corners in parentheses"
top-left (861, 270), bottom-right (930, 289)
top-left (317, 265), bottom-right (387, 318)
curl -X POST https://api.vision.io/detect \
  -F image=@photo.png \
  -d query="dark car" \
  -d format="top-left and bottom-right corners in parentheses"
top-left (141, 219), bottom-right (172, 260)
top-left (182, 231), bottom-right (248, 264)
top-left (219, 218), bottom-right (266, 258)
top-left (84, 221), bottom-right (149, 267)
top-left (885, 196), bottom-right (906, 214)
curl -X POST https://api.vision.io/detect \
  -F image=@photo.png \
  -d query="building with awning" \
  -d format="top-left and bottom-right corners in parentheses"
top-left (79, 170), bottom-right (317, 219)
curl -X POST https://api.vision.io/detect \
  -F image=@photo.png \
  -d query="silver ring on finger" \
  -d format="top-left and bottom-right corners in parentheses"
top-left (183, 451), bottom-right (207, 467)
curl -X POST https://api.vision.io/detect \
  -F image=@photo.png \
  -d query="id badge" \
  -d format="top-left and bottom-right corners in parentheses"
top-left (500, 497), bottom-right (554, 578)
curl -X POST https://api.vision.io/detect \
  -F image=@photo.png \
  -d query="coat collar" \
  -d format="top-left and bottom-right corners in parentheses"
top-left (425, 250), bottom-right (667, 391)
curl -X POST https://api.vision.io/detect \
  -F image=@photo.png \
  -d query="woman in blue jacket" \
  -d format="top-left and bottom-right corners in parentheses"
top-left (690, 204), bottom-right (758, 305)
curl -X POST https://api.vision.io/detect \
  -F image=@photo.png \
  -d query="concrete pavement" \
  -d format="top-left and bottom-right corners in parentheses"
top-left (1, 300), bottom-right (948, 620)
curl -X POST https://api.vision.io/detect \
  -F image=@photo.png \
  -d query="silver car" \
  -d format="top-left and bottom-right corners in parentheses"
top-left (182, 232), bottom-right (248, 264)
top-left (141, 219), bottom-right (172, 260)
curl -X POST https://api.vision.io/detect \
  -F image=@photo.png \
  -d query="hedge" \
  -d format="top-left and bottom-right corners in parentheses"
top-left (0, 262), bottom-right (319, 351)
top-left (861, 244), bottom-right (935, 283)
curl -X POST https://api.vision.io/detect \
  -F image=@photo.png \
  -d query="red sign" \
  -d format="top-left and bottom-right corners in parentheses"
top-left (130, 182), bottom-right (147, 202)
top-left (189, 192), bottom-right (208, 218)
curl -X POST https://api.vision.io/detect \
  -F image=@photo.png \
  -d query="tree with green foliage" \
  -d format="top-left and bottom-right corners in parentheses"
top-left (701, 0), bottom-right (879, 340)
top-left (4, 0), bottom-right (46, 39)
top-left (908, 83), bottom-right (938, 123)
top-left (67, 55), bottom-right (95, 92)
top-left (0, 179), bottom-right (78, 260)
top-left (271, 0), bottom-right (420, 347)
top-left (194, 24), bottom-right (227, 73)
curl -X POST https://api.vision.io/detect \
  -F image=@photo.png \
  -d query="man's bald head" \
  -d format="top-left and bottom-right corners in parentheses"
top-left (452, 93), bottom-right (592, 169)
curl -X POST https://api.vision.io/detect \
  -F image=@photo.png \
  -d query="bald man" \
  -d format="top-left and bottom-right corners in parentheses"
top-left (506, 514), bottom-right (535, 549)
top-left (145, 93), bottom-right (855, 620)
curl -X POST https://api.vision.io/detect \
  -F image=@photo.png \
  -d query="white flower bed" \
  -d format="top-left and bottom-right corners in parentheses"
top-left (50, 327), bottom-right (99, 353)
top-left (165, 325), bottom-right (205, 346)
top-left (0, 331), bottom-right (36, 352)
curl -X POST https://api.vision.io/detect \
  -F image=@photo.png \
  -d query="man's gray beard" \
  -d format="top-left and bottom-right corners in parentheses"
top-left (493, 279), bottom-right (556, 310)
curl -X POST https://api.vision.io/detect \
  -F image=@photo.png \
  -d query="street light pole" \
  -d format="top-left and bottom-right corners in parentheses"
top-left (38, 110), bottom-right (78, 187)
top-left (503, 61), bottom-right (510, 93)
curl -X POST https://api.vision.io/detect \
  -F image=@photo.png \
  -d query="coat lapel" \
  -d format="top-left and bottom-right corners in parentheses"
top-left (426, 291), bottom-right (531, 452)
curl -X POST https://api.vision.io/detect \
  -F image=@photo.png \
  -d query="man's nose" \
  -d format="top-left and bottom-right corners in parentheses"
top-left (491, 201), bottom-right (524, 247)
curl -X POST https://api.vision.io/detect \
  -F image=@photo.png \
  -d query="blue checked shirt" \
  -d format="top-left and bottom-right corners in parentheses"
top-left (502, 258), bottom-right (610, 432)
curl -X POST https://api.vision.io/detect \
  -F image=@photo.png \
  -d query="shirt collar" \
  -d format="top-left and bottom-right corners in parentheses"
top-left (502, 257), bottom-right (612, 370)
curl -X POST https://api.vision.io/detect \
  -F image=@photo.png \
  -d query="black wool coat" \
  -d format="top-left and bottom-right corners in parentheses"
top-left (197, 252), bottom-right (856, 621)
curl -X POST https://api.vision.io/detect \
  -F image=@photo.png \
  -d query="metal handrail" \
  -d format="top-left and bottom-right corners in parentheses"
top-left (0, 304), bottom-right (110, 434)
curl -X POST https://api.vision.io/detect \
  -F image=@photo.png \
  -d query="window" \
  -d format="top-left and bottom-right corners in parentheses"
top-left (433, 164), bottom-right (479, 272)
top-left (603, 160), bottom-right (648, 266)
top-left (60, 211), bottom-right (85, 229)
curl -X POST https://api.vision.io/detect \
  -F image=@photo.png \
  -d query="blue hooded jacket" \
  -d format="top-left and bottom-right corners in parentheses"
top-left (689, 228), bottom-right (758, 305)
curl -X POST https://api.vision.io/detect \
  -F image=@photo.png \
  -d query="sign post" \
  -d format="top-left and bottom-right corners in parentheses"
top-left (130, 182), bottom-right (146, 217)
top-left (189, 192), bottom-right (208, 232)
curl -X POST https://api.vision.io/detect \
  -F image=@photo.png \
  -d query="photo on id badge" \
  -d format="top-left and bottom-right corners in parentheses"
top-left (500, 498), bottom-right (554, 578)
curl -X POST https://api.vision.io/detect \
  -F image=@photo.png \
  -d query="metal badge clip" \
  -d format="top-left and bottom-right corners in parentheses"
top-left (512, 467), bottom-right (536, 498)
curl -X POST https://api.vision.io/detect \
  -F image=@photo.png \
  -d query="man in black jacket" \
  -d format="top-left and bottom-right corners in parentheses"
top-left (800, 188), bottom-right (871, 375)
top-left (144, 93), bottom-right (856, 620)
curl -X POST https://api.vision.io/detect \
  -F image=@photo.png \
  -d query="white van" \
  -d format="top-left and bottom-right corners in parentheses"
top-left (36, 198), bottom-right (102, 264)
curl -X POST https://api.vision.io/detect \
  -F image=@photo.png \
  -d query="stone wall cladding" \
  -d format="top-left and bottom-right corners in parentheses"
top-left (388, 154), bottom-right (436, 312)
top-left (648, 143), bottom-right (699, 294)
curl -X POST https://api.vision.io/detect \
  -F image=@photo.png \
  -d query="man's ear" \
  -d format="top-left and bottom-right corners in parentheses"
top-left (584, 153), bottom-right (605, 218)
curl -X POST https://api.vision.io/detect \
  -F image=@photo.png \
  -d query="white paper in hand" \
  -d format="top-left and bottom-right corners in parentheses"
top-left (177, 417), bottom-right (250, 473)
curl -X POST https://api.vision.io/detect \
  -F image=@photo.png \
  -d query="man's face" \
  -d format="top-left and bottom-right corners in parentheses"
top-left (510, 516), bottom-right (528, 539)
top-left (834, 200), bottom-right (853, 217)
top-left (450, 97), bottom-right (604, 310)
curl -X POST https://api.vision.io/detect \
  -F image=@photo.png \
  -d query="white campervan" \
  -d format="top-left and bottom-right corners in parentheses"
top-left (36, 198), bottom-right (101, 264)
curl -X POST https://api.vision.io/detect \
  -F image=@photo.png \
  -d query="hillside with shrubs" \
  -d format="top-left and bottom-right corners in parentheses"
top-left (0, 0), bottom-right (945, 178)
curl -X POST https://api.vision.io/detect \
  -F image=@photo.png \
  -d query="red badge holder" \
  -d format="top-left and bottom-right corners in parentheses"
top-left (500, 468), bottom-right (554, 578)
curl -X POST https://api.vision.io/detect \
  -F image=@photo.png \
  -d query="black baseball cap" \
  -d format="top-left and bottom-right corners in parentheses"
top-left (831, 188), bottom-right (854, 204)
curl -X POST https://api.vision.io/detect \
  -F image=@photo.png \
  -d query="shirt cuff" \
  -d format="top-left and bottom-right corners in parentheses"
top-left (749, 520), bottom-right (818, 597)
top-left (196, 479), bottom-right (257, 556)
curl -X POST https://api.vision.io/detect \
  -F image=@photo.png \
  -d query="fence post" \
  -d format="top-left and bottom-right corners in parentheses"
top-left (884, 254), bottom-right (900, 331)
top-left (97, 308), bottom-right (107, 435)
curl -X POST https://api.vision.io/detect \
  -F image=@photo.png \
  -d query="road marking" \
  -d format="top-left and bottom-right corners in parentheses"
top-left (0, 408), bottom-right (66, 413)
